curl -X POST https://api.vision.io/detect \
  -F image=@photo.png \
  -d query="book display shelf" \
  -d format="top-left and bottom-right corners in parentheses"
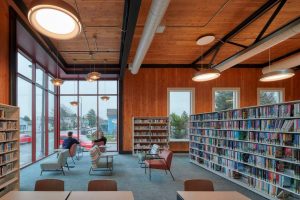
top-left (0, 104), bottom-right (19, 197)
top-left (189, 101), bottom-right (300, 200)
top-left (132, 117), bottom-right (169, 155)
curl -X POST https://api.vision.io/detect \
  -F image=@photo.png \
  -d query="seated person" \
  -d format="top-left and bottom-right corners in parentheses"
top-left (93, 131), bottom-right (107, 145)
top-left (62, 131), bottom-right (79, 149)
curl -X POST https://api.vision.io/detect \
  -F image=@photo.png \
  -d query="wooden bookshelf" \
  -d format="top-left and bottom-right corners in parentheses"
top-left (132, 117), bottom-right (169, 155)
top-left (189, 101), bottom-right (300, 200)
top-left (0, 104), bottom-right (19, 197)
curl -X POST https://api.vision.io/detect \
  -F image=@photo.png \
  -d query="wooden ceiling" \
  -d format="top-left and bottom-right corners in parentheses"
top-left (21, 0), bottom-right (300, 76)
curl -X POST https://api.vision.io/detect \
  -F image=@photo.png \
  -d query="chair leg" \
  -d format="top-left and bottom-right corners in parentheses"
top-left (89, 167), bottom-right (92, 175)
top-left (149, 167), bottom-right (151, 180)
top-left (145, 165), bottom-right (147, 174)
top-left (62, 168), bottom-right (65, 176)
top-left (66, 162), bottom-right (70, 170)
top-left (71, 157), bottom-right (75, 164)
top-left (40, 170), bottom-right (43, 176)
top-left (169, 169), bottom-right (175, 181)
top-left (165, 169), bottom-right (168, 175)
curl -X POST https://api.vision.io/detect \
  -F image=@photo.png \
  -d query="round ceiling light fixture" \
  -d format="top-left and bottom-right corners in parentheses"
top-left (192, 68), bottom-right (221, 82)
top-left (259, 69), bottom-right (295, 82)
top-left (196, 35), bottom-right (215, 46)
top-left (51, 78), bottom-right (64, 86)
top-left (28, 0), bottom-right (82, 40)
top-left (70, 101), bottom-right (79, 106)
top-left (87, 71), bottom-right (101, 80)
top-left (101, 96), bottom-right (110, 101)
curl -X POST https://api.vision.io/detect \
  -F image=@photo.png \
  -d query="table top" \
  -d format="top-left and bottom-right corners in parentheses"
top-left (0, 191), bottom-right (70, 200)
top-left (100, 152), bottom-right (119, 157)
top-left (177, 191), bottom-right (250, 200)
top-left (68, 191), bottom-right (134, 200)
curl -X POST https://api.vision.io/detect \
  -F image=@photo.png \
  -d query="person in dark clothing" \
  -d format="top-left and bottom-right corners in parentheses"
top-left (62, 131), bottom-right (79, 149)
top-left (93, 131), bottom-right (107, 145)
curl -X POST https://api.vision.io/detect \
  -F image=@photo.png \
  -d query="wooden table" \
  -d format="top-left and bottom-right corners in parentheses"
top-left (177, 191), bottom-right (250, 200)
top-left (67, 191), bottom-right (134, 200)
top-left (0, 191), bottom-right (70, 200)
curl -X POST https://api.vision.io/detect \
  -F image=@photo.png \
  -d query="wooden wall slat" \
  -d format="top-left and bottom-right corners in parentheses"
top-left (123, 68), bottom-right (300, 152)
top-left (0, 0), bottom-right (10, 104)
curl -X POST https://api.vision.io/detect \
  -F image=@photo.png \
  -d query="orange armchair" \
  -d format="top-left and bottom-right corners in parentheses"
top-left (144, 150), bottom-right (175, 181)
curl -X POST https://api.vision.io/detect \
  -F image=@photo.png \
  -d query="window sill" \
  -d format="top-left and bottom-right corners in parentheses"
top-left (169, 139), bottom-right (189, 142)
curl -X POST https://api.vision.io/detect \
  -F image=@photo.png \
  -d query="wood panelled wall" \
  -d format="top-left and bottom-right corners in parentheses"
top-left (123, 68), bottom-right (300, 152)
top-left (0, 1), bottom-right (10, 104)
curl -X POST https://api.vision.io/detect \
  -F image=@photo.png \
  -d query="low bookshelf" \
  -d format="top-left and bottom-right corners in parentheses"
top-left (132, 117), bottom-right (169, 155)
top-left (189, 101), bottom-right (300, 200)
top-left (0, 104), bottom-right (19, 197)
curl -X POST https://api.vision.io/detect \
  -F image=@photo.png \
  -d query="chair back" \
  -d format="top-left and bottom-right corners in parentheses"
top-left (159, 150), bottom-right (173, 169)
top-left (184, 179), bottom-right (214, 191)
top-left (88, 180), bottom-right (117, 191)
top-left (58, 149), bottom-right (69, 167)
top-left (149, 144), bottom-right (160, 155)
top-left (69, 143), bottom-right (77, 157)
top-left (35, 179), bottom-right (64, 191)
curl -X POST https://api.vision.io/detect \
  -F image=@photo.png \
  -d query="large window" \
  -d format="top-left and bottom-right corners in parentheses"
top-left (258, 88), bottom-right (284, 105)
top-left (17, 51), bottom-right (57, 167)
top-left (213, 88), bottom-right (240, 111)
top-left (60, 80), bottom-right (118, 151)
top-left (168, 89), bottom-right (194, 141)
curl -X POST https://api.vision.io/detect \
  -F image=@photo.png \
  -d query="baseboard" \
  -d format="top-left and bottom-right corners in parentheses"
top-left (119, 151), bottom-right (132, 154)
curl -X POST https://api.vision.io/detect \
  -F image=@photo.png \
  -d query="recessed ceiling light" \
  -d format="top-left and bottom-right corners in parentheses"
top-left (259, 69), bottom-right (295, 82)
top-left (28, 0), bottom-right (82, 40)
top-left (192, 68), bottom-right (221, 82)
top-left (196, 35), bottom-right (215, 46)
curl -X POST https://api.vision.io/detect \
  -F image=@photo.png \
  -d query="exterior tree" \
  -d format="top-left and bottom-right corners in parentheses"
top-left (86, 109), bottom-right (96, 128)
top-left (259, 92), bottom-right (277, 105)
top-left (23, 115), bottom-right (31, 122)
top-left (215, 91), bottom-right (234, 111)
top-left (170, 111), bottom-right (189, 139)
top-left (60, 105), bottom-right (77, 130)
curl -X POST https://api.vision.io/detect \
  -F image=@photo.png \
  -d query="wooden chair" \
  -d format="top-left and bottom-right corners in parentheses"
top-left (69, 143), bottom-right (77, 164)
top-left (144, 149), bottom-right (175, 181)
top-left (35, 179), bottom-right (64, 191)
top-left (184, 179), bottom-right (214, 191)
top-left (88, 180), bottom-right (117, 191)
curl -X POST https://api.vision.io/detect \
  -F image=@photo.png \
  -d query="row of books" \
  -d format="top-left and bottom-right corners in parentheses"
top-left (0, 163), bottom-right (14, 176)
top-left (0, 132), bottom-right (15, 142)
top-left (134, 119), bottom-right (168, 123)
top-left (134, 139), bottom-right (151, 142)
top-left (190, 150), bottom-right (300, 193)
top-left (195, 141), bottom-right (300, 162)
top-left (0, 153), bottom-right (15, 164)
top-left (191, 157), bottom-right (292, 197)
top-left (134, 125), bottom-right (168, 130)
top-left (190, 130), bottom-right (300, 147)
top-left (0, 142), bottom-right (15, 153)
top-left (192, 119), bottom-right (300, 132)
top-left (134, 132), bottom-right (168, 136)
top-left (0, 109), bottom-right (4, 119)
top-left (190, 103), bottom-right (300, 121)
top-left (0, 121), bottom-right (17, 131)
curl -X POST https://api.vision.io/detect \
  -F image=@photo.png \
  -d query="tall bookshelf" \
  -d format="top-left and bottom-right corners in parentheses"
top-left (189, 101), bottom-right (300, 200)
top-left (0, 104), bottom-right (20, 197)
top-left (132, 117), bottom-right (169, 155)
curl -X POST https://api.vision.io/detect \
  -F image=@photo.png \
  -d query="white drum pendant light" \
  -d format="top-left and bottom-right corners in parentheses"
top-left (260, 69), bottom-right (295, 82)
top-left (192, 68), bottom-right (221, 82)
top-left (28, 0), bottom-right (82, 40)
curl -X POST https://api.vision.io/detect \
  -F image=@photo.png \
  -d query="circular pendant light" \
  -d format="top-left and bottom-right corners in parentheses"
top-left (86, 76), bottom-right (94, 82)
top-left (259, 69), bottom-right (295, 82)
top-left (192, 68), bottom-right (221, 82)
top-left (28, 0), bottom-right (82, 40)
top-left (196, 35), bottom-right (215, 46)
top-left (70, 101), bottom-right (79, 106)
top-left (101, 96), bottom-right (110, 101)
top-left (87, 71), bottom-right (101, 80)
top-left (51, 78), bottom-right (64, 86)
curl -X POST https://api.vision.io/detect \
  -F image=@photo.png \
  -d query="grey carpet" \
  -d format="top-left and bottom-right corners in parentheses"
top-left (20, 153), bottom-right (266, 200)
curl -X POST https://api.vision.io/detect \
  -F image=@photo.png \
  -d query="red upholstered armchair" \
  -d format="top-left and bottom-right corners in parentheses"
top-left (144, 150), bottom-right (175, 181)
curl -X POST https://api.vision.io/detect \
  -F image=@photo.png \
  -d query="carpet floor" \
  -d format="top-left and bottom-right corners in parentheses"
top-left (20, 153), bottom-right (266, 200)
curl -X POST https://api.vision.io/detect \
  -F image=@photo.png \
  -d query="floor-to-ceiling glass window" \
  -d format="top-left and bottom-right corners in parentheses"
top-left (17, 51), bottom-right (57, 167)
top-left (59, 80), bottom-right (118, 151)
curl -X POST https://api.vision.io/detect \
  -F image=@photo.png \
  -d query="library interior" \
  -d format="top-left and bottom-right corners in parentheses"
top-left (0, 0), bottom-right (300, 200)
